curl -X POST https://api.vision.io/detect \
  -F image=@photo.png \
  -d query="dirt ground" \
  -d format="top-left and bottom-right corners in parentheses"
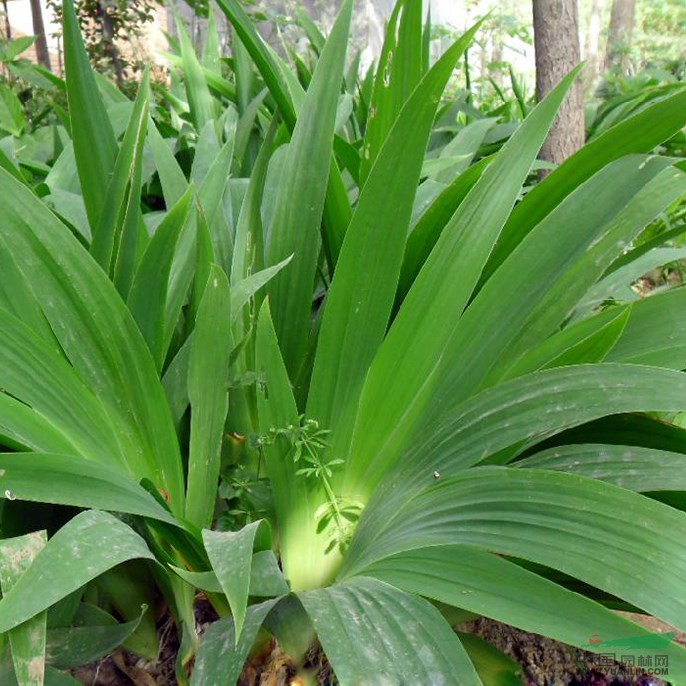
top-left (69, 612), bottom-right (686, 686)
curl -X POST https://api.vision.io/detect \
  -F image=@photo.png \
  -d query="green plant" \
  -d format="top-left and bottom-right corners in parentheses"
top-left (3, 0), bottom-right (686, 684)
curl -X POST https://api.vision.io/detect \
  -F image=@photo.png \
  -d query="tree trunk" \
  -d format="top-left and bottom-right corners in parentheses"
top-left (583, 0), bottom-right (602, 88)
top-left (532, 0), bottom-right (585, 167)
top-left (2, 0), bottom-right (11, 41)
top-left (605, 0), bottom-right (635, 74)
top-left (96, 0), bottom-right (124, 86)
top-left (29, 0), bottom-right (52, 71)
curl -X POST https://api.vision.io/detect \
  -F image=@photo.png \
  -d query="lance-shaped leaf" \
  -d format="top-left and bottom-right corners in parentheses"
top-left (202, 521), bottom-right (271, 642)
top-left (299, 577), bottom-right (482, 685)
top-left (91, 71), bottom-right (150, 282)
top-left (255, 303), bottom-right (332, 590)
top-left (307, 22), bottom-right (480, 453)
top-left (359, 0), bottom-right (423, 183)
top-left (0, 309), bottom-right (126, 467)
top-left (361, 545), bottom-right (686, 675)
top-left (176, 13), bottom-right (216, 132)
top-left (343, 467), bottom-right (686, 647)
top-left (0, 453), bottom-right (179, 525)
top-left (345, 363), bottom-right (686, 559)
top-left (186, 266), bottom-right (232, 529)
top-left (503, 307), bottom-right (630, 379)
top-left (517, 443), bottom-right (686, 492)
top-left (265, 0), bottom-right (352, 381)
top-left (46, 605), bottom-right (145, 669)
top-left (0, 511), bottom-right (154, 634)
top-left (436, 160), bottom-right (686, 397)
top-left (607, 286), bottom-right (686, 368)
top-left (128, 187), bottom-right (194, 371)
top-left (191, 599), bottom-right (278, 686)
top-left (62, 0), bottom-right (117, 231)
top-left (484, 87), bottom-right (686, 280)
top-left (0, 532), bottom-right (47, 686)
top-left (342, 68), bottom-right (582, 500)
top-left (0, 168), bottom-right (184, 514)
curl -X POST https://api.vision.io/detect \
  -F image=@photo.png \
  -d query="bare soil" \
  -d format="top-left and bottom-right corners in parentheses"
top-left (69, 612), bottom-right (686, 686)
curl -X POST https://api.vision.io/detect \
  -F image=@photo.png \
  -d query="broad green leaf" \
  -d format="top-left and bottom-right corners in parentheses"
top-left (162, 336), bottom-right (193, 431)
top-left (147, 119), bottom-right (188, 207)
top-left (62, 0), bottom-right (118, 231)
top-left (0, 169), bottom-right (184, 513)
top-left (343, 68), bottom-right (582, 500)
top-left (232, 24), bottom-right (253, 115)
top-left (4, 36), bottom-right (36, 60)
top-left (484, 87), bottom-right (686, 280)
top-left (0, 309), bottom-right (126, 467)
top-left (0, 532), bottom-right (47, 686)
top-left (517, 443), bottom-right (686, 492)
top-left (170, 550), bottom-right (289, 598)
top-left (432, 118), bottom-right (496, 183)
top-left (607, 221), bottom-right (686, 274)
top-left (191, 599), bottom-right (278, 686)
top-left (255, 303), bottom-right (328, 589)
top-left (0, 84), bottom-right (26, 137)
top-left (362, 546), bottom-right (686, 674)
top-left (503, 307), bottom-right (630, 379)
top-left (398, 156), bottom-right (490, 301)
top-left (231, 122), bottom-right (276, 287)
top-left (344, 467), bottom-right (686, 648)
top-left (176, 14), bottom-right (216, 132)
top-left (95, 564), bottom-right (158, 659)
top-left (296, 7), bottom-right (325, 54)
top-left (607, 286), bottom-right (686, 368)
top-left (266, 0), bottom-right (353, 381)
top-left (0, 146), bottom-right (27, 186)
top-left (215, 0), bottom-right (296, 127)
top-left (347, 364), bottom-right (686, 554)
top-left (0, 242), bottom-right (60, 347)
top-left (46, 606), bottom-right (144, 669)
top-left (0, 453), bottom-right (179, 525)
top-left (128, 187), bottom-right (194, 370)
top-left (457, 633), bottom-right (523, 686)
top-left (299, 577), bottom-right (482, 685)
top-left (91, 71), bottom-right (150, 279)
top-left (0, 393), bottom-right (81, 454)
top-left (405, 364), bottom-right (686, 481)
top-left (186, 266), bottom-right (232, 529)
top-left (549, 413), bottom-right (686, 456)
top-left (44, 188), bottom-right (90, 242)
top-left (191, 120), bottom-right (221, 186)
top-left (360, 0), bottom-right (423, 183)
top-left (440, 159), bottom-right (686, 393)
top-left (202, 521), bottom-right (268, 642)
top-left (231, 255), bottom-right (293, 321)
top-left (197, 132), bottom-right (236, 273)
top-left (308, 23), bottom-right (480, 454)
top-left (0, 511), bottom-right (153, 634)
top-left (233, 89), bottom-right (268, 175)
top-left (201, 7), bottom-right (221, 75)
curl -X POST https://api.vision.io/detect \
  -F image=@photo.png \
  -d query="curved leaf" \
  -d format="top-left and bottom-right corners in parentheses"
top-left (0, 169), bottom-right (184, 513)
top-left (0, 453), bottom-right (179, 525)
top-left (517, 443), bottom-right (686, 492)
top-left (0, 511), bottom-right (154, 634)
top-left (191, 599), bottom-right (278, 686)
top-left (343, 68), bottom-right (582, 501)
top-left (299, 577), bottom-right (482, 686)
top-left (344, 466), bottom-right (686, 645)
top-left (361, 545), bottom-right (686, 675)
